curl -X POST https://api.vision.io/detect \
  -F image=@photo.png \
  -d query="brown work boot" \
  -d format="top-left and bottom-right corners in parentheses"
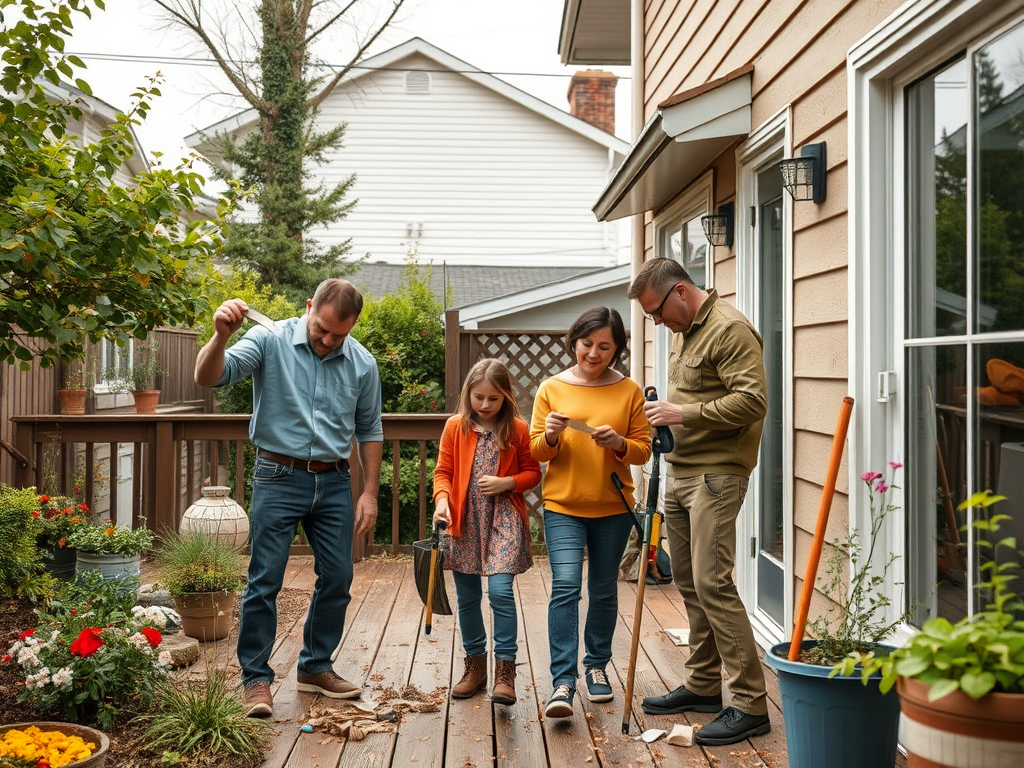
top-left (452, 654), bottom-right (488, 698)
top-left (492, 657), bottom-right (517, 705)
top-left (296, 671), bottom-right (361, 699)
top-left (243, 681), bottom-right (273, 717)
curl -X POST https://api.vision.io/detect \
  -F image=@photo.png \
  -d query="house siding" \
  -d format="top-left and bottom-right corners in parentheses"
top-left (637, 0), bottom-right (903, 631)
top-left (310, 51), bottom-right (621, 268)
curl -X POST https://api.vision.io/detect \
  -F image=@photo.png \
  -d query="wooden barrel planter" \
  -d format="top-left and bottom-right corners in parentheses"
top-left (897, 676), bottom-right (1024, 767)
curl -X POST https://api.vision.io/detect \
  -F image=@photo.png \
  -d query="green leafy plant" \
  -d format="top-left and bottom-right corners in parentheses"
top-left (3, 574), bottom-right (172, 727)
top-left (153, 530), bottom-right (247, 595)
top-left (61, 357), bottom-right (95, 390)
top-left (808, 462), bottom-right (912, 668)
top-left (877, 490), bottom-right (1024, 699)
top-left (32, 493), bottom-right (91, 548)
top-left (0, 485), bottom-right (55, 602)
top-left (68, 519), bottom-right (154, 556)
top-left (133, 671), bottom-right (273, 761)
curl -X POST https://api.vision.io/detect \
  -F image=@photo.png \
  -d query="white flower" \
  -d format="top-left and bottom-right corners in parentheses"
top-left (16, 646), bottom-right (40, 668)
top-left (158, 650), bottom-right (173, 667)
top-left (128, 632), bottom-right (150, 650)
top-left (26, 667), bottom-right (51, 688)
top-left (51, 667), bottom-right (74, 688)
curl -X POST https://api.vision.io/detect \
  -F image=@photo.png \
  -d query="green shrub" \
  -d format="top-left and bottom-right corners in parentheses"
top-left (134, 672), bottom-right (272, 763)
top-left (0, 485), bottom-right (53, 601)
top-left (153, 531), bottom-right (247, 595)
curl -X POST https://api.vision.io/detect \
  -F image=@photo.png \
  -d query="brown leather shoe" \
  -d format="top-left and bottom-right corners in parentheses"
top-left (492, 658), bottom-right (516, 705)
top-left (243, 681), bottom-right (273, 717)
top-left (296, 671), bottom-right (361, 699)
top-left (452, 654), bottom-right (487, 698)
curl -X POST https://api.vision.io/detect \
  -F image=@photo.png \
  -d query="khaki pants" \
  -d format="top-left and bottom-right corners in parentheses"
top-left (663, 473), bottom-right (767, 716)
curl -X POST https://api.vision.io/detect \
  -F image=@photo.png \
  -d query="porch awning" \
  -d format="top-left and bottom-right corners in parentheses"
top-left (593, 64), bottom-right (754, 222)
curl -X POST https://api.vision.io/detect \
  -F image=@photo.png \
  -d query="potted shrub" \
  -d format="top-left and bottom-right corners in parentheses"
top-left (763, 462), bottom-right (911, 768)
top-left (32, 493), bottom-right (91, 581)
top-left (103, 342), bottom-right (162, 413)
top-left (57, 358), bottom-right (94, 415)
top-left (881, 490), bottom-right (1024, 766)
top-left (153, 529), bottom-right (247, 642)
top-left (68, 519), bottom-right (153, 582)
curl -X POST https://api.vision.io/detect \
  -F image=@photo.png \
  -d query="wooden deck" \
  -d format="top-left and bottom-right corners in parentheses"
top-left (196, 556), bottom-right (791, 768)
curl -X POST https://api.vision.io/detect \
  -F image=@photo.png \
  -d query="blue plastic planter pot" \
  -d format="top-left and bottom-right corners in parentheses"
top-left (764, 641), bottom-right (900, 768)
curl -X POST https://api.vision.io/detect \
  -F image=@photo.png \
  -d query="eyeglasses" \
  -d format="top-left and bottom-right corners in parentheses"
top-left (644, 283), bottom-right (679, 321)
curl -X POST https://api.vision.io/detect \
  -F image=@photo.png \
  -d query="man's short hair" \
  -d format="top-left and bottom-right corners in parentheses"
top-left (311, 278), bottom-right (363, 319)
top-left (627, 258), bottom-right (695, 300)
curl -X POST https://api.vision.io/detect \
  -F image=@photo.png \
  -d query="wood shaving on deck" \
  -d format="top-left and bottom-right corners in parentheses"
top-left (303, 685), bottom-right (445, 740)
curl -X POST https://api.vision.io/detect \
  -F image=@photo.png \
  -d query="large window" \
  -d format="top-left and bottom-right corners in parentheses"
top-left (905, 19), bottom-right (1024, 624)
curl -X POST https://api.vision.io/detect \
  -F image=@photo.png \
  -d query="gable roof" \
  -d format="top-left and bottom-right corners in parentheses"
top-left (186, 37), bottom-right (627, 162)
top-left (346, 262), bottom-right (601, 309)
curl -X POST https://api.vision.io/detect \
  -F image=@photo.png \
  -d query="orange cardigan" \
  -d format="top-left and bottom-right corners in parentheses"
top-left (432, 415), bottom-right (542, 538)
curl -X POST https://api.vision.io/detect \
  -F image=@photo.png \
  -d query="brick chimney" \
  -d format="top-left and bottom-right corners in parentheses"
top-left (567, 70), bottom-right (617, 135)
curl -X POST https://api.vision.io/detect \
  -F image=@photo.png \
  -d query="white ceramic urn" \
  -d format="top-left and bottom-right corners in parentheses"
top-left (180, 485), bottom-right (250, 549)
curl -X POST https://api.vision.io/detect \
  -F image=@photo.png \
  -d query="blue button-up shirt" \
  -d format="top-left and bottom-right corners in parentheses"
top-left (216, 315), bottom-right (384, 460)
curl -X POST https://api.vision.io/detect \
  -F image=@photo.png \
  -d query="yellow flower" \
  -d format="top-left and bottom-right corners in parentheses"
top-left (0, 726), bottom-right (95, 768)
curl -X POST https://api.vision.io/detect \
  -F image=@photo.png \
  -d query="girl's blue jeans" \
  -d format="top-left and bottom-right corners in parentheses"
top-left (238, 457), bottom-right (354, 686)
top-left (452, 571), bottom-right (518, 660)
top-left (543, 509), bottom-right (633, 687)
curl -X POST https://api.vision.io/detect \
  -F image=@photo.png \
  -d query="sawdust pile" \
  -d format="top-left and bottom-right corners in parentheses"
top-left (303, 684), bottom-right (447, 741)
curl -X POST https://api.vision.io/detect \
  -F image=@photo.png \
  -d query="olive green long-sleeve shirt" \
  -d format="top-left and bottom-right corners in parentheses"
top-left (666, 290), bottom-right (767, 479)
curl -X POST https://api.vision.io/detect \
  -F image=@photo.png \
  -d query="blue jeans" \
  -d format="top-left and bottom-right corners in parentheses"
top-left (238, 457), bottom-right (354, 686)
top-left (452, 571), bottom-right (517, 659)
top-left (544, 509), bottom-right (633, 687)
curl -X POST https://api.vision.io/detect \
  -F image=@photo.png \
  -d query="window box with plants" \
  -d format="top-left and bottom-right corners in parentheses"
top-left (153, 529), bottom-right (247, 642)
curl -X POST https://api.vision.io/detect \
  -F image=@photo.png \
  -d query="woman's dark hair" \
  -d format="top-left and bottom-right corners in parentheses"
top-left (565, 306), bottom-right (627, 368)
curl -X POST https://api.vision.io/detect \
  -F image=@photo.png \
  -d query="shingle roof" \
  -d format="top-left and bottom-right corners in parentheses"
top-left (346, 263), bottom-right (602, 309)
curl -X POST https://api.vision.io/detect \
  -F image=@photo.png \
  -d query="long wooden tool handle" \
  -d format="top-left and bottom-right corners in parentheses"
top-left (789, 396), bottom-right (854, 661)
top-left (425, 545), bottom-right (438, 636)
top-left (622, 515), bottom-right (654, 734)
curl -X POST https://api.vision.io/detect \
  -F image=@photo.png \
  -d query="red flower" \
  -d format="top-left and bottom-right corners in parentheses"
top-left (1, 654), bottom-right (11, 663)
top-left (35, 760), bottom-right (50, 768)
top-left (31, 510), bottom-right (40, 518)
top-left (19, 628), bottom-right (35, 640)
top-left (141, 627), bottom-right (162, 648)
top-left (39, 495), bottom-right (49, 503)
top-left (70, 609), bottom-right (76, 616)
top-left (58, 537), bottom-right (67, 548)
top-left (78, 503), bottom-right (90, 512)
top-left (70, 627), bottom-right (104, 657)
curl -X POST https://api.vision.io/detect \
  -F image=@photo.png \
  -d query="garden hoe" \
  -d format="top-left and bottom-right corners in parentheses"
top-left (413, 521), bottom-right (451, 635)
top-left (621, 386), bottom-right (675, 735)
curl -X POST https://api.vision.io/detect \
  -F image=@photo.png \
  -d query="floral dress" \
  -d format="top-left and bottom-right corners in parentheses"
top-left (444, 427), bottom-right (533, 576)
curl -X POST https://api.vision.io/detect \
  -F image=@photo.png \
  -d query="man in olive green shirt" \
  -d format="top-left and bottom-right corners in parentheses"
top-left (628, 258), bottom-right (770, 746)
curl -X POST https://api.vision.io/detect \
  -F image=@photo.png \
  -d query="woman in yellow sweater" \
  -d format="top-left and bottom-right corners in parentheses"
top-left (530, 306), bottom-right (652, 718)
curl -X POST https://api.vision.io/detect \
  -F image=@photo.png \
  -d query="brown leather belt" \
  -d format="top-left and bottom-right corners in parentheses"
top-left (257, 449), bottom-right (348, 473)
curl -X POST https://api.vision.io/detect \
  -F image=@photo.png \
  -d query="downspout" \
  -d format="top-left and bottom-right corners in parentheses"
top-left (629, 0), bottom-right (645, 386)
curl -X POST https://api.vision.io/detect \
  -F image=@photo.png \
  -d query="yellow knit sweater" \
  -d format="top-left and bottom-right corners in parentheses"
top-left (529, 376), bottom-right (652, 517)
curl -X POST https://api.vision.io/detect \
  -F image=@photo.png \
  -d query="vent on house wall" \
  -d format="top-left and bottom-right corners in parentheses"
top-left (405, 70), bottom-right (432, 95)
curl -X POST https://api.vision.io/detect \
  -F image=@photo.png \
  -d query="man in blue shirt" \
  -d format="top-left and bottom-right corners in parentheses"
top-left (195, 278), bottom-right (384, 718)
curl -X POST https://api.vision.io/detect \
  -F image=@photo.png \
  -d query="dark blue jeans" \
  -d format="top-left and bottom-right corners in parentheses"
top-left (238, 457), bottom-right (354, 686)
top-left (452, 571), bottom-right (517, 659)
top-left (544, 509), bottom-right (632, 687)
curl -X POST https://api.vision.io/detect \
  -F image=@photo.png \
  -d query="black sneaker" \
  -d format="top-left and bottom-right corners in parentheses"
top-left (584, 668), bottom-right (613, 702)
top-left (694, 706), bottom-right (771, 746)
top-left (641, 685), bottom-right (722, 715)
top-left (544, 684), bottom-right (575, 718)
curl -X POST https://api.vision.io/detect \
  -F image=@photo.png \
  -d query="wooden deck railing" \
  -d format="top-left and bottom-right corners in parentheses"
top-left (9, 413), bottom-right (448, 562)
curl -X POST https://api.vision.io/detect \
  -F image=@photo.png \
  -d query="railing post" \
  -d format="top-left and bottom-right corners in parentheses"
top-left (445, 309), bottom-right (460, 412)
top-left (153, 421), bottom-right (176, 533)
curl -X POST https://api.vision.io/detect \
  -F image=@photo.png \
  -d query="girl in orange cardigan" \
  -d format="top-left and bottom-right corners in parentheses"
top-left (433, 358), bottom-right (541, 706)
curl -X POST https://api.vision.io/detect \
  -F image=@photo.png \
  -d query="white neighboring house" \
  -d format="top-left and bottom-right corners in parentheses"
top-left (186, 37), bottom-right (629, 271)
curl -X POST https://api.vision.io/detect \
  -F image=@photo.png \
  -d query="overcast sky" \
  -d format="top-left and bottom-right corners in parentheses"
top-left (65, 0), bottom-right (631, 165)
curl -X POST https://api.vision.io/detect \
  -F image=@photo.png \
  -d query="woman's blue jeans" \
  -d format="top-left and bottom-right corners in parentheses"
top-left (544, 509), bottom-right (633, 687)
top-left (452, 571), bottom-right (518, 660)
top-left (238, 457), bottom-right (354, 686)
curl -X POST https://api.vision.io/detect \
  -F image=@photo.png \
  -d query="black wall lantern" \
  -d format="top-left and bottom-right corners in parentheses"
top-left (778, 142), bottom-right (826, 204)
top-left (701, 202), bottom-right (734, 248)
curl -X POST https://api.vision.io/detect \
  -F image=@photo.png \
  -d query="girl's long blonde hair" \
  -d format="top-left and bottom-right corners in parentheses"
top-left (457, 358), bottom-right (521, 449)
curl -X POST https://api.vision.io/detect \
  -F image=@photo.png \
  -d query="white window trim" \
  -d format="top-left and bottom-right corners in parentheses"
top-left (651, 171), bottom-right (714, 398)
top-left (848, 0), bottom-right (1022, 637)
top-left (735, 106), bottom-right (794, 647)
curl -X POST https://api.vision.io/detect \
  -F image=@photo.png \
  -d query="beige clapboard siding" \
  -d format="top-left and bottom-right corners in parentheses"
top-left (308, 54), bottom-right (618, 267)
top-left (794, 324), bottom-right (848, 379)
top-left (795, 429), bottom-right (851, 496)
top-left (794, 217), bottom-right (847, 279)
top-left (794, 378), bottom-right (853, 432)
top-left (794, 268), bottom-right (848, 327)
top-left (795, 476), bottom-right (850, 543)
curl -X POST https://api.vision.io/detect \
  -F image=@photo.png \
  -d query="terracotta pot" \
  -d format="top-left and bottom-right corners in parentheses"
top-left (0, 721), bottom-right (109, 768)
top-left (130, 389), bottom-right (160, 413)
top-left (897, 676), bottom-right (1024, 767)
top-left (173, 591), bottom-right (238, 642)
top-left (57, 389), bottom-right (87, 414)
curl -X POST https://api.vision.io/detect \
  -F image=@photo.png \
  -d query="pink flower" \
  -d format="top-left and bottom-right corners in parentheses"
top-left (860, 471), bottom-right (883, 482)
top-left (889, 461), bottom-right (903, 469)
top-left (875, 480), bottom-right (889, 493)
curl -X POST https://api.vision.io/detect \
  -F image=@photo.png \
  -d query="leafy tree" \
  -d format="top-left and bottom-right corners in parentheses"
top-left (154, 0), bottom-right (408, 304)
top-left (0, 0), bottom-right (238, 368)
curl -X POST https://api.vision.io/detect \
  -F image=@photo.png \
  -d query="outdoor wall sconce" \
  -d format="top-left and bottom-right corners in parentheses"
top-left (778, 142), bottom-right (827, 204)
top-left (701, 202), bottom-right (734, 248)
